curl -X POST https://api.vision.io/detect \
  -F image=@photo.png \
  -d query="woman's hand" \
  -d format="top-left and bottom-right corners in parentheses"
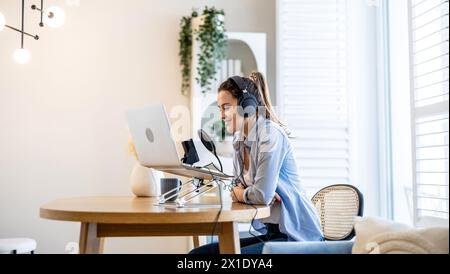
top-left (231, 183), bottom-right (282, 205)
top-left (271, 192), bottom-right (282, 205)
top-left (230, 184), bottom-right (246, 203)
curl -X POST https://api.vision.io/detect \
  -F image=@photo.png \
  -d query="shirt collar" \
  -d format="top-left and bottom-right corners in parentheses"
top-left (233, 115), bottom-right (267, 151)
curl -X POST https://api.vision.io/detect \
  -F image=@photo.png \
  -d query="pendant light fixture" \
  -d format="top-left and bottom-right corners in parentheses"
top-left (0, 0), bottom-right (65, 64)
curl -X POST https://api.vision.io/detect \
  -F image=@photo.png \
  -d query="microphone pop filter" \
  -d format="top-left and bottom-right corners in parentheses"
top-left (198, 129), bottom-right (216, 153)
top-left (197, 129), bottom-right (223, 172)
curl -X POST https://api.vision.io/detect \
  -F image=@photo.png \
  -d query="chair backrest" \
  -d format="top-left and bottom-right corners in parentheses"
top-left (311, 184), bottom-right (364, 241)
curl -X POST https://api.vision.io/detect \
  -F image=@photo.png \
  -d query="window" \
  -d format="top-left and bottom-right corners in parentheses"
top-left (277, 0), bottom-right (349, 196)
top-left (408, 0), bottom-right (449, 222)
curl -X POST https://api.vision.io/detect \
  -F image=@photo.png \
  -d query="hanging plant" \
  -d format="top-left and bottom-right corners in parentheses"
top-left (178, 11), bottom-right (197, 96)
top-left (178, 7), bottom-right (227, 95)
top-left (196, 7), bottom-right (227, 93)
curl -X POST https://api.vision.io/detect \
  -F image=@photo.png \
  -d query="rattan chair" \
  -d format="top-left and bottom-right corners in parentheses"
top-left (311, 184), bottom-right (364, 241)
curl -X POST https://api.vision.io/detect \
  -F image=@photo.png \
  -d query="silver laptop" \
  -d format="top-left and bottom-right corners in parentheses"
top-left (126, 104), bottom-right (233, 180)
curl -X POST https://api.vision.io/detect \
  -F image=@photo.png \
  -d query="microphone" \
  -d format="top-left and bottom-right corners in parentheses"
top-left (198, 129), bottom-right (223, 172)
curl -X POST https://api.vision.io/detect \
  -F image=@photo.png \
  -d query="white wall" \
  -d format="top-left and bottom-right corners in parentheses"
top-left (0, 0), bottom-right (275, 254)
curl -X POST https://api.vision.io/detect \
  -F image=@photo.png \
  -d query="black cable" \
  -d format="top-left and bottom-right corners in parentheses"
top-left (213, 153), bottom-right (223, 172)
top-left (202, 161), bottom-right (222, 174)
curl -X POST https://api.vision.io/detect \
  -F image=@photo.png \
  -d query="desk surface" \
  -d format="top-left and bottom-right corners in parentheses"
top-left (40, 196), bottom-right (270, 224)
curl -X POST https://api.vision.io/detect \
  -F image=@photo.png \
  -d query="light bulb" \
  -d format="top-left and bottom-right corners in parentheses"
top-left (0, 12), bottom-right (5, 32)
top-left (44, 6), bottom-right (65, 28)
top-left (13, 48), bottom-right (31, 64)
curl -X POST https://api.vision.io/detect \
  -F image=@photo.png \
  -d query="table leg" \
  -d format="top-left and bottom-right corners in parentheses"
top-left (79, 223), bottom-right (104, 254)
top-left (218, 222), bottom-right (240, 254)
top-left (193, 236), bottom-right (200, 248)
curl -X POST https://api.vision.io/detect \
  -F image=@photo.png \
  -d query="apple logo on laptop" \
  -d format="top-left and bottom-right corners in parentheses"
top-left (145, 128), bottom-right (154, 143)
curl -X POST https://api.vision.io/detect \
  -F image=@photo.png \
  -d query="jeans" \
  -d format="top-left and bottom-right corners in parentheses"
top-left (188, 223), bottom-right (288, 254)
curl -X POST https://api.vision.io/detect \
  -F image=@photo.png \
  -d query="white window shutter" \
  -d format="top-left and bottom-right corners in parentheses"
top-left (409, 0), bottom-right (449, 222)
top-left (278, 0), bottom-right (349, 197)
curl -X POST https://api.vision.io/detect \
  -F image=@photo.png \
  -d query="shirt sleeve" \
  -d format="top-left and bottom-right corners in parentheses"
top-left (243, 128), bottom-right (286, 205)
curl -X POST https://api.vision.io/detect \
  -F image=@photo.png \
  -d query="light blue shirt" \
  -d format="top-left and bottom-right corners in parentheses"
top-left (233, 116), bottom-right (324, 242)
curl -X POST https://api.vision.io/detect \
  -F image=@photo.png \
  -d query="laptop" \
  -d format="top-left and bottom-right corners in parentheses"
top-left (126, 104), bottom-right (233, 180)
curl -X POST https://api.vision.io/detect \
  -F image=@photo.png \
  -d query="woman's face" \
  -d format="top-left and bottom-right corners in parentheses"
top-left (217, 90), bottom-right (244, 134)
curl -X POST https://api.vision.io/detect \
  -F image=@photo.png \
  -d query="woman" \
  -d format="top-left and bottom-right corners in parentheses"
top-left (189, 72), bottom-right (323, 254)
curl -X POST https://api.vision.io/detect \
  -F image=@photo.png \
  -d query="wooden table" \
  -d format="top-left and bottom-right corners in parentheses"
top-left (40, 196), bottom-right (270, 254)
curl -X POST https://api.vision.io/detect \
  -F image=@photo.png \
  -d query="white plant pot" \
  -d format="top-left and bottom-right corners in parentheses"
top-left (130, 163), bottom-right (164, 197)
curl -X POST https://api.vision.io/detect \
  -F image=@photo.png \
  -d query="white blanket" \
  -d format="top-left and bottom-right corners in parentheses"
top-left (352, 217), bottom-right (449, 254)
top-left (363, 228), bottom-right (448, 254)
